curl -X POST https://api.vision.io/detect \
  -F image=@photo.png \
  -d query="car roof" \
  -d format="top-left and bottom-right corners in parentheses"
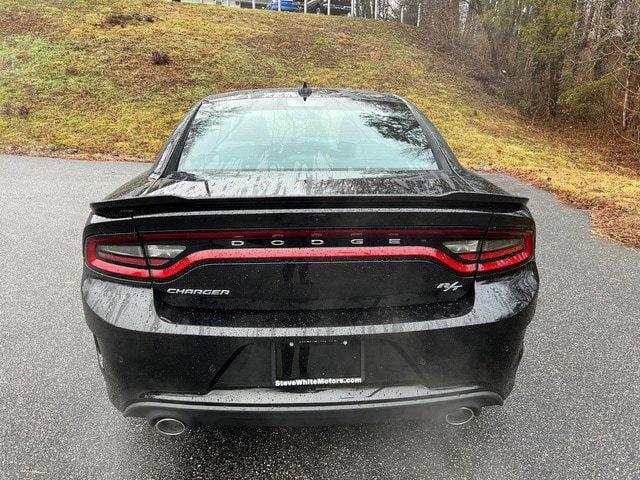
top-left (202, 88), bottom-right (406, 105)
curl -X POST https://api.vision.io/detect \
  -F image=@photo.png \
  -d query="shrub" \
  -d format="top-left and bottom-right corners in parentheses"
top-left (557, 78), bottom-right (613, 123)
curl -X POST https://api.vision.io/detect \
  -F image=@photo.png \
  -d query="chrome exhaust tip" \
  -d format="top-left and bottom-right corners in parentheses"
top-left (154, 418), bottom-right (187, 436)
top-left (445, 407), bottom-right (475, 426)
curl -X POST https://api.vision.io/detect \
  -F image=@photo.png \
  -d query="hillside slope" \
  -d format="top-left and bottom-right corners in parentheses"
top-left (0, 0), bottom-right (638, 246)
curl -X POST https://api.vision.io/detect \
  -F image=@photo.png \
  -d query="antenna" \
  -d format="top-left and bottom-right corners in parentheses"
top-left (298, 82), bottom-right (312, 101)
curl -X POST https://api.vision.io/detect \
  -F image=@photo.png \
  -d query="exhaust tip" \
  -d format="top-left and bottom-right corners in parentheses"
top-left (154, 418), bottom-right (187, 436)
top-left (445, 407), bottom-right (475, 426)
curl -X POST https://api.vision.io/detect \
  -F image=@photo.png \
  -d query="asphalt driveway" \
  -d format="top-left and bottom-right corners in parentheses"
top-left (0, 154), bottom-right (638, 479)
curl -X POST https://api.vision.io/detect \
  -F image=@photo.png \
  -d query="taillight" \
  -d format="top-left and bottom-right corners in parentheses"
top-left (85, 235), bottom-right (150, 279)
top-left (85, 229), bottom-right (534, 280)
top-left (84, 236), bottom-right (190, 279)
top-left (445, 230), bottom-right (534, 274)
top-left (477, 231), bottom-right (534, 273)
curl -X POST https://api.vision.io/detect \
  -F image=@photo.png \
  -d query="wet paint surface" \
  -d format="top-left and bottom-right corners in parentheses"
top-left (82, 265), bottom-right (536, 337)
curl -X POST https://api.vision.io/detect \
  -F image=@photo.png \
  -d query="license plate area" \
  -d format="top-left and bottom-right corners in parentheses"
top-left (273, 339), bottom-right (363, 387)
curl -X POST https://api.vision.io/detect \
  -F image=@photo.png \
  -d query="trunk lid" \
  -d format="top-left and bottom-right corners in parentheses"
top-left (93, 170), bottom-right (527, 312)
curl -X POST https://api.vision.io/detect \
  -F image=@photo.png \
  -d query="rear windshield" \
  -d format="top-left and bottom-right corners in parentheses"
top-left (177, 95), bottom-right (439, 171)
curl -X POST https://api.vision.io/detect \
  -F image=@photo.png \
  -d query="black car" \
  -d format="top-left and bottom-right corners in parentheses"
top-left (82, 88), bottom-right (538, 435)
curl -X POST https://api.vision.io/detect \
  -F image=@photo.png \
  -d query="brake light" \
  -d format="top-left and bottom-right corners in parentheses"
top-left (85, 236), bottom-right (192, 279)
top-left (476, 231), bottom-right (534, 273)
top-left (85, 235), bottom-right (150, 279)
top-left (446, 231), bottom-right (534, 273)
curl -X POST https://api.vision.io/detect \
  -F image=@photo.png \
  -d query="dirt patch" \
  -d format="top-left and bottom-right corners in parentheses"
top-left (100, 13), bottom-right (157, 28)
top-left (605, 148), bottom-right (640, 177)
top-left (151, 51), bottom-right (171, 65)
top-left (0, 11), bottom-right (56, 36)
top-left (1, 103), bottom-right (30, 117)
top-left (0, 146), bottom-right (153, 164)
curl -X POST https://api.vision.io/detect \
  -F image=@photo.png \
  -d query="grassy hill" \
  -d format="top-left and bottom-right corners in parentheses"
top-left (1, 0), bottom-right (638, 246)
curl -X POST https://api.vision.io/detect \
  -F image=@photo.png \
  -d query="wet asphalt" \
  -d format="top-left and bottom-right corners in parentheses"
top-left (0, 154), bottom-right (638, 480)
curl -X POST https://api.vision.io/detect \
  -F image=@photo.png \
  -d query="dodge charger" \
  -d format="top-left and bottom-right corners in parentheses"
top-left (82, 87), bottom-right (539, 435)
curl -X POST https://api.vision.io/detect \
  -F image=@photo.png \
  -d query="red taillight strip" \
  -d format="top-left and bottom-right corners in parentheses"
top-left (478, 243), bottom-right (524, 261)
top-left (96, 251), bottom-right (148, 267)
top-left (149, 246), bottom-right (477, 279)
top-left (477, 250), bottom-right (531, 272)
top-left (85, 229), bottom-right (534, 280)
top-left (88, 258), bottom-right (150, 278)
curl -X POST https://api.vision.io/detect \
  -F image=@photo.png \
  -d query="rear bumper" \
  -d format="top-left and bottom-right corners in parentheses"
top-left (82, 264), bottom-right (538, 424)
top-left (125, 387), bottom-right (502, 427)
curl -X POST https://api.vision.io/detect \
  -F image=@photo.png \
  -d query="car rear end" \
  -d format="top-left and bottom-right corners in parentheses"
top-left (81, 89), bottom-right (538, 428)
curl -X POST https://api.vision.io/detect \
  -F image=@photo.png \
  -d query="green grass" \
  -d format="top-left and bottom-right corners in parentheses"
top-left (1, 0), bottom-right (639, 245)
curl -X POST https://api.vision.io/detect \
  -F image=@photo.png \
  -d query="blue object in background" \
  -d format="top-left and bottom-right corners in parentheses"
top-left (266, 0), bottom-right (300, 11)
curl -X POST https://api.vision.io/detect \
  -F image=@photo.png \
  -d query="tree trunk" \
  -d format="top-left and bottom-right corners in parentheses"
top-left (462, 6), bottom-right (475, 45)
top-left (486, 29), bottom-right (500, 72)
top-left (593, 0), bottom-right (619, 79)
top-left (571, 0), bottom-right (595, 74)
top-left (622, 67), bottom-right (631, 130)
top-left (548, 56), bottom-right (565, 116)
top-left (450, 0), bottom-right (460, 45)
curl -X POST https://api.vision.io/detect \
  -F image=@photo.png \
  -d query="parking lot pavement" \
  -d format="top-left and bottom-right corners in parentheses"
top-left (0, 154), bottom-right (638, 479)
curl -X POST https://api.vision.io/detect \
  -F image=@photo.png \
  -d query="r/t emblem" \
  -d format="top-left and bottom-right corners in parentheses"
top-left (437, 281), bottom-right (462, 292)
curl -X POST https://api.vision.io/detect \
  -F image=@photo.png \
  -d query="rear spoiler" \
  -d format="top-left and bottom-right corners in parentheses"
top-left (91, 192), bottom-right (528, 217)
